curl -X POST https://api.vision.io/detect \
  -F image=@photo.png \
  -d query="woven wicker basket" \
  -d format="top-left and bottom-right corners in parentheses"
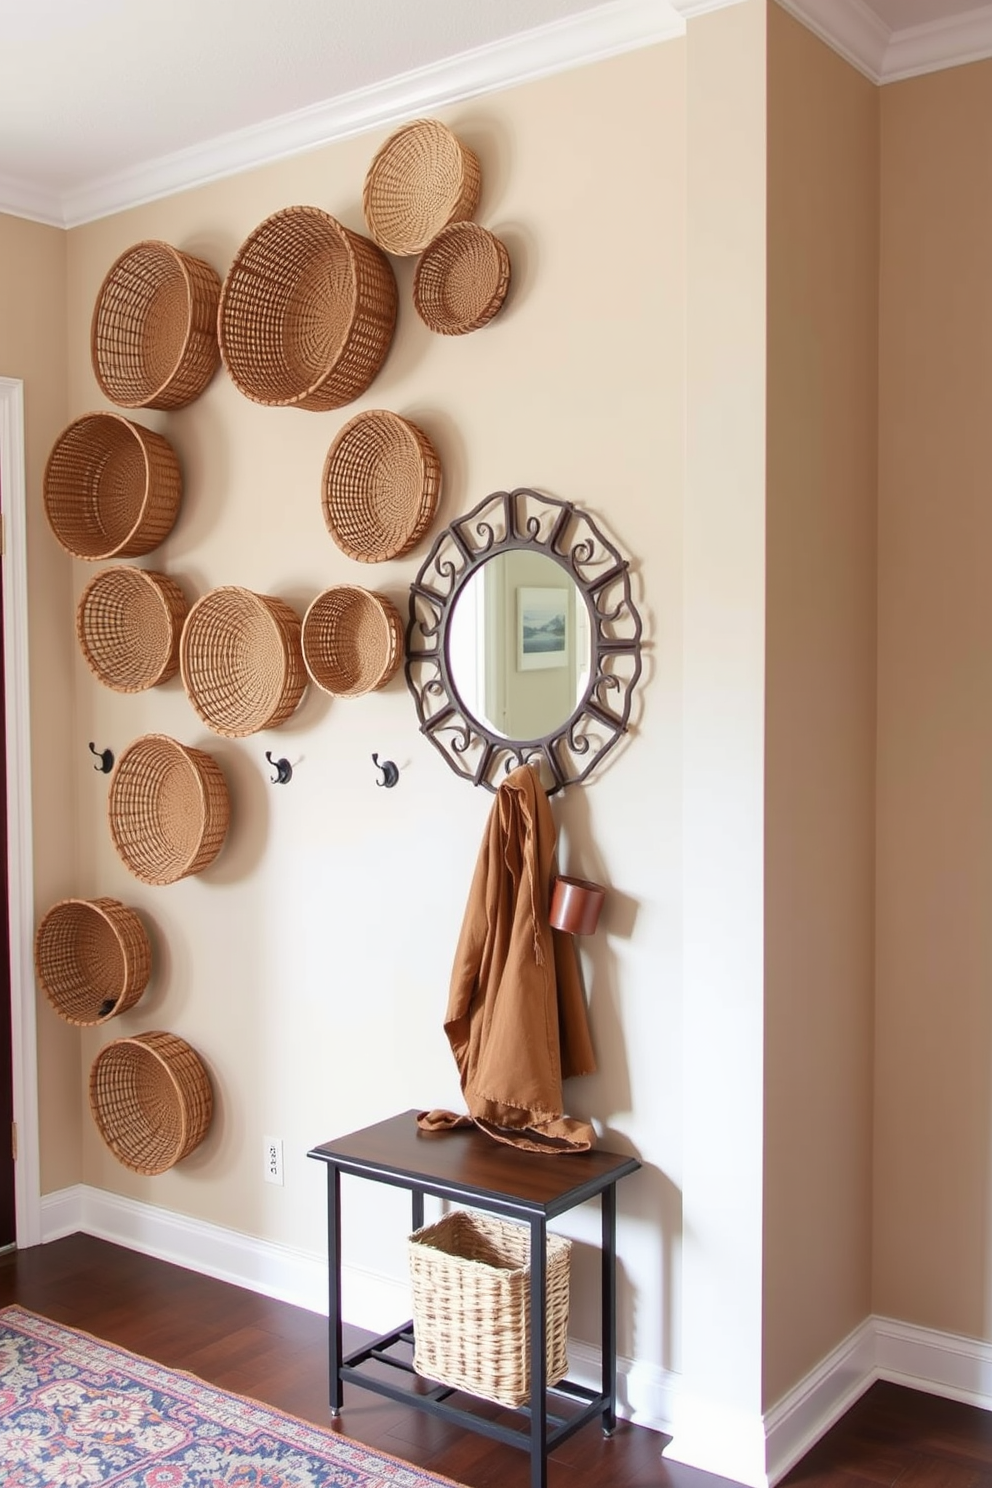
top-left (363, 119), bottom-right (482, 257)
top-left (413, 222), bottom-right (511, 336)
top-left (35, 897), bottom-right (151, 1028)
top-left (108, 733), bottom-right (230, 886)
top-left (76, 566), bottom-right (189, 693)
top-left (301, 586), bottom-right (403, 697)
top-left (44, 413), bottom-right (182, 561)
top-left (179, 586), bottom-right (307, 736)
top-left (409, 1211), bottom-right (571, 1409)
top-left (322, 410), bottom-right (441, 563)
top-left (89, 1030), bottom-right (213, 1175)
top-left (218, 206), bottom-right (397, 410)
top-left (91, 240), bottom-right (221, 410)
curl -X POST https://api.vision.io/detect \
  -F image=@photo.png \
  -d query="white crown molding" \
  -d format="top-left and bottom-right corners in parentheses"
top-left (776, 0), bottom-right (992, 85)
top-left (773, 0), bottom-right (889, 82)
top-left (0, 174), bottom-right (64, 229)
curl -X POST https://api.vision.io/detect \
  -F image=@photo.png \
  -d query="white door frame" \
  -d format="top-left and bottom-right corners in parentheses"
top-left (0, 377), bottom-right (41, 1248)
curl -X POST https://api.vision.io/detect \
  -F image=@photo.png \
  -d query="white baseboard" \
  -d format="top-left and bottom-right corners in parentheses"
top-left (875, 1315), bottom-right (992, 1410)
top-left (763, 1318), bottom-right (877, 1485)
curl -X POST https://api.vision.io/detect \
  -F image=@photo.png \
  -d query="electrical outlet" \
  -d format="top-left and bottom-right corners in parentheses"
top-left (263, 1136), bottom-right (284, 1186)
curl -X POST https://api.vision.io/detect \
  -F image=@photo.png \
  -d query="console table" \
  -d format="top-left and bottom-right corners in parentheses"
top-left (308, 1110), bottom-right (640, 1488)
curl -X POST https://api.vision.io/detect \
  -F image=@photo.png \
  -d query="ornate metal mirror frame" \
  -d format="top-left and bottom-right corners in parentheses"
top-left (406, 487), bottom-right (643, 793)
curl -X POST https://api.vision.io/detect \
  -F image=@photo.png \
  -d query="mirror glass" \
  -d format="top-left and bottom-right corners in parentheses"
top-left (447, 551), bottom-right (592, 741)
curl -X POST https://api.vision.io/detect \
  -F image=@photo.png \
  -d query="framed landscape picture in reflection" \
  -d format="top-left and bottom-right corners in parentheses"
top-left (517, 586), bottom-right (569, 671)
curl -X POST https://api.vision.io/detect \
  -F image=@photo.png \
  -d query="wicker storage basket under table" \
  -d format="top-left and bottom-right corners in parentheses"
top-left (35, 897), bottom-right (151, 1027)
top-left (302, 586), bottom-right (403, 698)
top-left (108, 733), bottom-right (230, 886)
top-left (89, 1030), bottom-right (212, 1175)
top-left (363, 118), bottom-right (482, 257)
top-left (413, 222), bottom-right (511, 336)
top-left (91, 239), bottom-right (221, 410)
top-left (408, 1210), bottom-right (571, 1409)
top-left (321, 409), bottom-right (441, 563)
top-left (77, 566), bottom-right (189, 692)
top-left (180, 586), bottom-right (307, 736)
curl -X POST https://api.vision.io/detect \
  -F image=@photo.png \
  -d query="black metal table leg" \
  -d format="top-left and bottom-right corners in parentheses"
top-left (529, 1214), bottom-right (548, 1488)
top-left (327, 1164), bottom-right (343, 1414)
top-left (601, 1183), bottom-right (617, 1435)
top-left (412, 1187), bottom-right (424, 1233)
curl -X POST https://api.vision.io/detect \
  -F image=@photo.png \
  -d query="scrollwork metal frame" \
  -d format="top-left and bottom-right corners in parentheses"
top-left (405, 488), bottom-right (643, 793)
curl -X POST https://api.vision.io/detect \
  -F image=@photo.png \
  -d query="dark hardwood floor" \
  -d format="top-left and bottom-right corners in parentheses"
top-left (0, 1233), bottom-right (989, 1488)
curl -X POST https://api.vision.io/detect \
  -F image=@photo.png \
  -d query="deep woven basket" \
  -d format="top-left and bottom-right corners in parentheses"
top-left (218, 206), bottom-right (397, 410)
top-left (363, 118), bottom-right (482, 257)
top-left (301, 586), bottom-right (404, 697)
top-left (89, 1030), bottom-right (213, 1175)
top-left (409, 1211), bottom-right (571, 1409)
top-left (413, 222), bottom-right (511, 336)
top-left (321, 410), bottom-right (441, 563)
top-left (76, 566), bottom-right (189, 692)
top-left (179, 586), bottom-right (307, 737)
top-left (35, 897), bottom-right (151, 1028)
top-left (43, 413), bottom-right (182, 561)
top-left (108, 733), bottom-right (230, 886)
top-left (91, 239), bottom-right (221, 410)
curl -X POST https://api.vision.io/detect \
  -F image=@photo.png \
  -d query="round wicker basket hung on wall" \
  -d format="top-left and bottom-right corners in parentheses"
top-left (43, 413), bottom-right (182, 561)
top-left (363, 118), bottom-right (482, 257)
top-left (108, 733), bottom-right (230, 886)
top-left (91, 240), bottom-right (221, 410)
top-left (34, 897), bottom-right (151, 1027)
top-left (217, 206), bottom-right (398, 411)
top-left (179, 586), bottom-right (307, 737)
top-left (89, 1030), bottom-right (213, 1175)
top-left (301, 586), bottom-right (404, 698)
top-left (76, 566), bottom-right (189, 693)
top-left (321, 410), bottom-right (441, 563)
top-left (413, 222), bottom-right (511, 336)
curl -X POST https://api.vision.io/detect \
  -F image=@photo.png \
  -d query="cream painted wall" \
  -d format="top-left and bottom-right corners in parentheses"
top-left (763, 7), bottom-right (878, 1406)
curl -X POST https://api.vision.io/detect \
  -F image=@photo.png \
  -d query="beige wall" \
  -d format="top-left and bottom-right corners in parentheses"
top-left (763, 7), bottom-right (878, 1405)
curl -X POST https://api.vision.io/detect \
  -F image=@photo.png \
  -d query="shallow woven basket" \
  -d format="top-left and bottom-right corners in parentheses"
top-left (363, 118), bottom-right (482, 257)
top-left (321, 410), bottom-right (441, 563)
top-left (91, 239), bottom-right (221, 410)
top-left (76, 566), bottom-right (189, 693)
top-left (409, 1211), bottom-right (571, 1409)
top-left (413, 222), bottom-right (511, 336)
top-left (89, 1030), bottom-right (213, 1175)
top-left (301, 586), bottom-right (403, 698)
top-left (43, 413), bottom-right (182, 561)
top-left (108, 733), bottom-right (230, 886)
top-left (218, 206), bottom-right (397, 410)
top-left (179, 586), bottom-right (307, 736)
top-left (35, 897), bottom-right (151, 1028)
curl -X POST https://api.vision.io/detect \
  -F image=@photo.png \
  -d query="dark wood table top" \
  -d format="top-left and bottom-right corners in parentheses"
top-left (309, 1110), bottom-right (641, 1218)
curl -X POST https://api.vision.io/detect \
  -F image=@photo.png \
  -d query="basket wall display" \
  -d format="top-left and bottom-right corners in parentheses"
top-left (89, 1030), bottom-right (213, 1175)
top-left (217, 206), bottom-right (398, 411)
top-left (43, 413), bottom-right (182, 561)
top-left (35, 897), bottom-right (151, 1027)
top-left (363, 119), bottom-right (482, 257)
top-left (76, 566), bottom-right (189, 693)
top-left (91, 240), bottom-right (222, 410)
top-left (409, 1210), bottom-right (571, 1409)
top-left (413, 222), bottom-right (511, 336)
top-left (108, 733), bottom-right (230, 886)
top-left (301, 586), bottom-right (404, 698)
top-left (321, 410), bottom-right (441, 563)
top-left (179, 586), bottom-right (307, 736)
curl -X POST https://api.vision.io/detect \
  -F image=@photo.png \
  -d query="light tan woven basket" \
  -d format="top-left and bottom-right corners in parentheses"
top-left (363, 119), bottom-right (482, 257)
top-left (35, 897), bottom-right (151, 1027)
top-left (218, 206), bottom-right (397, 410)
top-left (413, 222), bottom-right (511, 336)
top-left (179, 586), bottom-right (307, 736)
top-left (108, 733), bottom-right (230, 886)
top-left (301, 586), bottom-right (403, 698)
top-left (409, 1211), bottom-right (571, 1409)
top-left (89, 1030), bottom-right (213, 1175)
top-left (91, 240), bottom-right (221, 410)
top-left (321, 410), bottom-right (441, 563)
top-left (76, 566), bottom-right (189, 693)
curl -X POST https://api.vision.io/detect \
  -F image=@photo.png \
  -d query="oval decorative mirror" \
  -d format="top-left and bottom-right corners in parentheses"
top-left (406, 487), bottom-right (643, 792)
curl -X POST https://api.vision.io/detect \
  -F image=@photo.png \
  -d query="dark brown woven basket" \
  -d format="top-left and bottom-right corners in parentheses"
top-left (302, 586), bottom-right (404, 697)
top-left (108, 734), bottom-right (230, 886)
top-left (363, 119), bottom-right (482, 256)
top-left (321, 410), bottom-right (441, 563)
top-left (76, 566), bottom-right (189, 692)
top-left (43, 413), bottom-right (182, 561)
top-left (91, 240), bottom-right (221, 410)
top-left (413, 222), bottom-right (511, 336)
top-left (35, 897), bottom-right (151, 1027)
top-left (89, 1030), bottom-right (213, 1175)
top-left (218, 207), bottom-right (397, 410)
top-left (179, 586), bottom-right (307, 737)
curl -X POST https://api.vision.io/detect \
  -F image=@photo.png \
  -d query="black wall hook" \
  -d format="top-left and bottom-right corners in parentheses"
top-left (265, 751), bottom-right (293, 785)
top-left (88, 743), bottom-right (114, 774)
top-left (372, 753), bottom-right (398, 789)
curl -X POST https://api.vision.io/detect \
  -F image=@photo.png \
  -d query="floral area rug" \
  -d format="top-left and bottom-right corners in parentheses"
top-left (0, 1306), bottom-right (465, 1487)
